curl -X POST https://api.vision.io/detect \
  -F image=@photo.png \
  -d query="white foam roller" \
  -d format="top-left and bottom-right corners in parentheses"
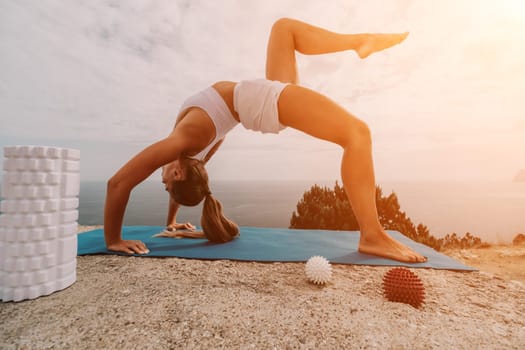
top-left (56, 271), bottom-right (76, 291)
top-left (4, 243), bottom-right (18, 257)
top-left (24, 228), bottom-right (40, 242)
top-left (20, 172), bottom-right (32, 185)
top-left (3, 227), bottom-right (45, 243)
top-left (60, 210), bottom-right (78, 224)
top-left (1, 253), bottom-right (48, 272)
top-left (30, 227), bottom-right (45, 241)
top-left (2, 288), bottom-right (13, 302)
top-left (7, 214), bottom-right (31, 228)
top-left (61, 198), bottom-right (79, 210)
top-left (21, 242), bottom-right (37, 256)
top-left (3, 257), bottom-right (18, 272)
top-left (4, 146), bottom-right (18, 157)
top-left (5, 274), bottom-right (25, 289)
top-left (0, 200), bottom-right (11, 212)
top-left (12, 184), bottom-right (25, 199)
top-left (6, 171), bottom-right (19, 184)
top-left (12, 159), bottom-right (23, 171)
top-left (3, 257), bottom-right (24, 272)
top-left (57, 259), bottom-right (76, 278)
top-left (5, 272), bottom-right (29, 287)
top-left (1, 145), bottom-right (79, 302)
top-left (17, 258), bottom-right (27, 271)
top-left (61, 148), bottom-right (80, 160)
top-left (0, 285), bottom-right (44, 301)
top-left (31, 146), bottom-right (47, 158)
top-left (24, 186), bottom-right (38, 199)
top-left (44, 199), bottom-right (59, 212)
top-left (0, 172), bottom-right (31, 188)
top-left (0, 272), bottom-right (5, 290)
top-left (62, 160), bottom-right (80, 172)
top-left (38, 159), bottom-right (60, 172)
top-left (43, 226), bottom-right (58, 240)
top-left (36, 241), bottom-right (53, 255)
top-left (6, 240), bottom-right (50, 257)
top-left (25, 159), bottom-right (39, 171)
top-left (35, 266), bottom-right (57, 284)
top-left (33, 172), bottom-right (47, 185)
top-left (43, 254), bottom-right (56, 268)
top-left (0, 181), bottom-right (7, 198)
top-left (19, 200), bottom-right (31, 212)
top-left (0, 214), bottom-right (10, 227)
top-left (9, 214), bottom-right (33, 227)
top-left (30, 256), bottom-right (43, 270)
top-left (1, 182), bottom-right (23, 199)
top-left (21, 272), bottom-right (33, 286)
top-left (46, 147), bottom-right (62, 159)
top-left (29, 200), bottom-right (45, 212)
top-left (37, 185), bottom-right (59, 199)
top-left (2, 158), bottom-right (16, 171)
top-left (3, 228), bottom-right (18, 242)
top-left (46, 172), bottom-right (60, 185)
top-left (41, 280), bottom-right (56, 297)
top-left (57, 235), bottom-right (77, 263)
top-left (3, 214), bottom-right (20, 227)
top-left (61, 173), bottom-right (80, 197)
top-left (23, 200), bottom-right (36, 212)
top-left (27, 285), bottom-right (42, 300)
top-left (60, 223), bottom-right (77, 237)
top-left (16, 146), bottom-right (31, 158)
top-left (3, 288), bottom-right (13, 301)
top-left (0, 199), bottom-right (48, 214)
top-left (36, 212), bottom-right (59, 226)
top-left (0, 215), bottom-right (7, 228)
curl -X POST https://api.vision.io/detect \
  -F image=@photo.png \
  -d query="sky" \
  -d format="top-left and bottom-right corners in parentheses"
top-left (1, 0), bottom-right (524, 183)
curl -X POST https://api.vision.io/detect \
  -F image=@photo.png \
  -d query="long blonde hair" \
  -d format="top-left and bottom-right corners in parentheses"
top-left (169, 159), bottom-right (239, 243)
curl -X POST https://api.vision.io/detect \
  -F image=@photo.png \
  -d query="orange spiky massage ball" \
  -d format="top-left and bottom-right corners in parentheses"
top-left (383, 267), bottom-right (425, 308)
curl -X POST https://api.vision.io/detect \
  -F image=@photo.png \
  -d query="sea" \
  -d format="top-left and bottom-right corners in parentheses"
top-left (75, 180), bottom-right (525, 243)
top-left (2, 180), bottom-right (525, 243)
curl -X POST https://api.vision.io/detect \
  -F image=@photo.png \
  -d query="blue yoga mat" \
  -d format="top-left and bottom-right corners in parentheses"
top-left (77, 226), bottom-right (475, 271)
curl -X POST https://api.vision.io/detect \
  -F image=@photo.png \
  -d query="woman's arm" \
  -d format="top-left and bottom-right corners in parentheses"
top-left (166, 197), bottom-right (196, 231)
top-left (104, 136), bottom-right (187, 254)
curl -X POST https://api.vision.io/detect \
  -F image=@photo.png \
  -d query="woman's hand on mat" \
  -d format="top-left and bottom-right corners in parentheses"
top-left (167, 222), bottom-right (196, 231)
top-left (107, 240), bottom-right (150, 255)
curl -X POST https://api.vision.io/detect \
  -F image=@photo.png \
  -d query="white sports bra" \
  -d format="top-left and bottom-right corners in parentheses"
top-left (177, 86), bottom-right (239, 161)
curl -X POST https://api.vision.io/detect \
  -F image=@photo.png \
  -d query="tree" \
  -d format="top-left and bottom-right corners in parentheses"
top-left (290, 182), bottom-right (485, 251)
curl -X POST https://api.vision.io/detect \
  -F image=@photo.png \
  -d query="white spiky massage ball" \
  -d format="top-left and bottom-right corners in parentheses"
top-left (305, 256), bottom-right (332, 285)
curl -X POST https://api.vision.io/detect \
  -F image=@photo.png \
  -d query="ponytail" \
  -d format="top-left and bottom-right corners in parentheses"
top-left (201, 192), bottom-right (239, 243)
top-left (169, 158), bottom-right (239, 243)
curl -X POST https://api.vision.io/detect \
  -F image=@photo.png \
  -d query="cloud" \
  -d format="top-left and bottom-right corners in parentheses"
top-left (1, 0), bottom-right (524, 181)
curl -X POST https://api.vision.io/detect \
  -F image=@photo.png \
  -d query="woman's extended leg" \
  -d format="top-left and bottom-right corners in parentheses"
top-left (278, 85), bottom-right (426, 263)
top-left (266, 18), bottom-right (425, 262)
top-left (266, 18), bottom-right (408, 84)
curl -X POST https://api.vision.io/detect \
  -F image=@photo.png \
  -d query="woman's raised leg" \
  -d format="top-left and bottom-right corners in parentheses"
top-left (265, 18), bottom-right (408, 84)
top-left (278, 85), bottom-right (426, 263)
top-left (265, 18), bottom-right (424, 262)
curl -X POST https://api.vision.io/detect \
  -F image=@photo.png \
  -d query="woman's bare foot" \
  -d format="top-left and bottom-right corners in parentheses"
top-left (358, 230), bottom-right (427, 263)
top-left (356, 32), bottom-right (409, 59)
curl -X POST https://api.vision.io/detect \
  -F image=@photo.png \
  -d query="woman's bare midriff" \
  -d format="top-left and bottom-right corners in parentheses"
top-left (212, 81), bottom-right (240, 122)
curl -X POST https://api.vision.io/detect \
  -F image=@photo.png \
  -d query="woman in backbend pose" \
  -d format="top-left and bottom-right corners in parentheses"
top-left (104, 18), bottom-right (427, 263)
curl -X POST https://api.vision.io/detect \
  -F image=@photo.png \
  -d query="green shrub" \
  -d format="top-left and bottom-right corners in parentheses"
top-left (290, 182), bottom-right (484, 251)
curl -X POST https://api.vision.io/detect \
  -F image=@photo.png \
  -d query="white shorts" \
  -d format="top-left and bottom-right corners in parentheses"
top-left (233, 79), bottom-right (289, 134)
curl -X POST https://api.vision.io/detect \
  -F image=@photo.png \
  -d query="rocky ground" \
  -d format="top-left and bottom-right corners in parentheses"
top-left (1, 226), bottom-right (524, 349)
